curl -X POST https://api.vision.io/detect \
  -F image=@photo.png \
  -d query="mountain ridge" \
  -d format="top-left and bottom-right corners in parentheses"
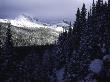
top-left (0, 14), bottom-right (70, 32)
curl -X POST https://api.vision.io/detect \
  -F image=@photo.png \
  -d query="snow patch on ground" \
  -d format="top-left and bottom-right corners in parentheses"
top-left (89, 59), bottom-right (103, 74)
top-left (56, 68), bottom-right (65, 82)
top-left (103, 55), bottom-right (110, 61)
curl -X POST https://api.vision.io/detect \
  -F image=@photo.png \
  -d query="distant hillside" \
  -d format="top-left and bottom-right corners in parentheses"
top-left (0, 23), bottom-right (62, 46)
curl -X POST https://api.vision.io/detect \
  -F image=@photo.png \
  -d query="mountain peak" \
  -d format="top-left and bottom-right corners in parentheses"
top-left (15, 15), bottom-right (29, 22)
top-left (8, 14), bottom-right (44, 28)
top-left (0, 14), bottom-right (70, 32)
top-left (15, 14), bottom-right (38, 23)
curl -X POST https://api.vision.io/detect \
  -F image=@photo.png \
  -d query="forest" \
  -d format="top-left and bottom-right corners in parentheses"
top-left (0, 0), bottom-right (110, 82)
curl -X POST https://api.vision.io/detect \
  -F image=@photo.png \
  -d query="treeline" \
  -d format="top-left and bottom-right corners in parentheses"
top-left (56, 0), bottom-right (110, 82)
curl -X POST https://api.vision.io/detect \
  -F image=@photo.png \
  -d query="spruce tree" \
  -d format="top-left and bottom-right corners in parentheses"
top-left (74, 8), bottom-right (81, 49)
top-left (56, 0), bottom-right (110, 82)
top-left (0, 25), bottom-right (2, 62)
top-left (80, 3), bottom-right (87, 32)
top-left (56, 31), bottom-right (68, 68)
top-left (0, 23), bottom-right (14, 81)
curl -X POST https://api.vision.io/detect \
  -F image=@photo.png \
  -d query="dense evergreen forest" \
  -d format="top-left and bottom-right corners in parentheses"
top-left (0, 0), bottom-right (110, 82)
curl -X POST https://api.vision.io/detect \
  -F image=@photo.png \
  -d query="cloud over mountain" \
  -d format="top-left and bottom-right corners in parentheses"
top-left (0, 0), bottom-right (107, 22)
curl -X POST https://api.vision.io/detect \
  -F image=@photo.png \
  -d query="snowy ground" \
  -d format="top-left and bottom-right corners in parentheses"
top-left (56, 68), bottom-right (65, 82)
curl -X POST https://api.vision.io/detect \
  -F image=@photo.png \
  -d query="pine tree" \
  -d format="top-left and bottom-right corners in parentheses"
top-left (13, 47), bottom-right (41, 82)
top-left (0, 24), bottom-right (2, 61)
top-left (0, 23), bottom-right (14, 81)
top-left (80, 3), bottom-right (87, 31)
top-left (56, 0), bottom-right (110, 82)
top-left (74, 8), bottom-right (81, 49)
top-left (64, 4), bottom-right (88, 82)
top-left (105, 0), bottom-right (110, 53)
top-left (56, 31), bottom-right (68, 68)
top-left (42, 50), bottom-right (52, 82)
top-left (0, 25), bottom-right (3, 76)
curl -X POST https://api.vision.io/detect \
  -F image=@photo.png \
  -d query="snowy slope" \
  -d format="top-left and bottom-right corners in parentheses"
top-left (0, 14), bottom-right (71, 46)
top-left (10, 15), bottom-right (44, 28)
top-left (89, 59), bottom-right (103, 74)
top-left (0, 14), bottom-right (67, 32)
top-left (0, 23), bottom-right (62, 46)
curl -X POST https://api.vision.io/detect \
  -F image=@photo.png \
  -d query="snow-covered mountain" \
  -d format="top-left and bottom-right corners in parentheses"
top-left (0, 15), bottom-right (70, 46)
top-left (0, 14), bottom-right (70, 32)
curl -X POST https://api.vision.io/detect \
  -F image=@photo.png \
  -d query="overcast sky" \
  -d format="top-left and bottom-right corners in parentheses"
top-left (0, 0), bottom-right (107, 22)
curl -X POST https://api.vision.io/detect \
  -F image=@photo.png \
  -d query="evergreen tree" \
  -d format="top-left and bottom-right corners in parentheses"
top-left (56, 31), bottom-right (68, 68)
top-left (0, 23), bottom-right (14, 81)
top-left (42, 50), bottom-right (52, 82)
top-left (0, 25), bottom-right (2, 61)
top-left (105, 0), bottom-right (110, 53)
top-left (13, 47), bottom-right (41, 82)
top-left (56, 0), bottom-right (110, 82)
top-left (73, 8), bottom-right (81, 49)
top-left (80, 3), bottom-right (87, 33)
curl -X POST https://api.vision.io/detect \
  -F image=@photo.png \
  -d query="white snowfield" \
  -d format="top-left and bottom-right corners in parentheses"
top-left (10, 15), bottom-right (44, 28)
top-left (0, 15), bottom-right (68, 32)
top-left (0, 19), bottom-right (10, 23)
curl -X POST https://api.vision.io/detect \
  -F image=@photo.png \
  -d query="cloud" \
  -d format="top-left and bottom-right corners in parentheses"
top-left (0, 0), bottom-right (107, 21)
